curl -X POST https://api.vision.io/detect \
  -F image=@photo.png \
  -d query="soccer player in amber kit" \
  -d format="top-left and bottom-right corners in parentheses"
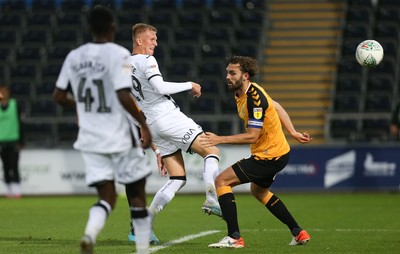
top-left (201, 56), bottom-right (312, 248)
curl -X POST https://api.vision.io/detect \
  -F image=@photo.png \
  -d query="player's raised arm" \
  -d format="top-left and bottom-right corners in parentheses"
top-left (273, 100), bottom-right (312, 144)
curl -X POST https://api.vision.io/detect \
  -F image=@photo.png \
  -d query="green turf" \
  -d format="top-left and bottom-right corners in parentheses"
top-left (0, 192), bottom-right (399, 254)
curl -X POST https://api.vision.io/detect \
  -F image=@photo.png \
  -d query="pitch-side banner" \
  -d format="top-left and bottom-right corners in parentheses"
top-left (0, 146), bottom-right (399, 195)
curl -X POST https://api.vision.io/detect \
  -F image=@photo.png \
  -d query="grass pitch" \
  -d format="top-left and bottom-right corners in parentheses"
top-left (0, 192), bottom-right (399, 254)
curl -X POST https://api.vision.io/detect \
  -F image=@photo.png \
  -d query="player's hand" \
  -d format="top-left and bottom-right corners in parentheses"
top-left (293, 131), bottom-right (312, 144)
top-left (199, 132), bottom-right (219, 147)
top-left (139, 125), bottom-right (152, 149)
top-left (190, 82), bottom-right (201, 98)
top-left (154, 152), bottom-right (168, 177)
top-left (0, 92), bottom-right (3, 101)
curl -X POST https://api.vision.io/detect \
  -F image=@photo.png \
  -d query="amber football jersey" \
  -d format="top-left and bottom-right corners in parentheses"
top-left (235, 82), bottom-right (290, 159)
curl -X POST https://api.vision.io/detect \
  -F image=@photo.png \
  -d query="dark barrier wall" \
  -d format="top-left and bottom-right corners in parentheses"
top-left (273, 146), bottom-right (400, 191)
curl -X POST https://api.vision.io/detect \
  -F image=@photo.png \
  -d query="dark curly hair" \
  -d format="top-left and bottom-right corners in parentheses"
top-left (226, 56), bottom-right (259, 78)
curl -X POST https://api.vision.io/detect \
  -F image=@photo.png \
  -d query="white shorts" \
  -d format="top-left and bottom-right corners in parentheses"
top-left (81, 147), bottom-right (151, 186)
top-left (149, 108), bottom-right (203, 157)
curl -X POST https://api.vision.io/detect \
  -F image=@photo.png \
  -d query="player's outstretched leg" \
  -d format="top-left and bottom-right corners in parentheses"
top-left (201, 155), bottom-right (222, 217)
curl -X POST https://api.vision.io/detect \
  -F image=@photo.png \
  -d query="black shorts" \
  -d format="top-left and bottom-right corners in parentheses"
top-left (231, 152), bottom-right (290, 188)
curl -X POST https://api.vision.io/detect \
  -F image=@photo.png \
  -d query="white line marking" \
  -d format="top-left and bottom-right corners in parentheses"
top-left (130, 228), bottom-right (400, 253)
top-left (243, 228), bottom-right (400, 232)
top-left (148, 230), bottom-right (220, 253)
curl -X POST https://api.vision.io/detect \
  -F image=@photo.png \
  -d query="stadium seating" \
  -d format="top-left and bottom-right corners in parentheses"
top-left (0, 0), bottom-right (265, 147)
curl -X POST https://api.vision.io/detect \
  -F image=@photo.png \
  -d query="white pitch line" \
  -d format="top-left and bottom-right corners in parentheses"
top-left (147, 230), bottom-right (220, 253)
top-left (130, 228), bottom-right (400, 253)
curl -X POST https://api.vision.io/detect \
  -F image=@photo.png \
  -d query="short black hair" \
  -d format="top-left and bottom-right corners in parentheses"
top-left (88, 5), bottom-right (114, 35)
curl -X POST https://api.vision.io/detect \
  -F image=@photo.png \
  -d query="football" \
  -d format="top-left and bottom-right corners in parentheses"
top-left (355, 40), bottom-right (384, 67)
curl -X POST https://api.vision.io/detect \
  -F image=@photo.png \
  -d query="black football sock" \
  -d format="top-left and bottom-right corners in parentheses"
top-left (219, 192), bottom-right (241, 239)
top-left (265, 194), bottom-right (301, 235)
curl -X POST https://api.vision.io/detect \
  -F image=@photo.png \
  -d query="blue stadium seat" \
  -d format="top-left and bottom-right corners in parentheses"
top-left (239, 10), bottom-right (264, 26)
top-left (181, 0), bottom-right (207, 10)
top-left (57, 122), bottom-right (79, 143)
top-left (348, 0), bottom-right (372, 7)
top-left (166, 61), bottom-right (194, 80)
top-left (148, 10), bottom-right (176, 27)
top-left (92, 0), bottom-right (116, 9)
top-left (232, 44), bottom-right (258, 57)
top-left (21, 28), bottom-right (50, 45)
top-left (367, 76), bottom-right (394, 93)
top-left (0, 13), bottom-right (23, 29)
top-left (200, 78), bottom-right (221, 94)
top-left (336, 76), bottom-right (363, 93)
top-left (220, 97), bottom-right (237, 114)
top-left (346, 7), bottom-right (372, 23)
top-left (343, 23), bottom-right (370, 38)
top-left (364, 94), bottom-right (392, 113)
top-left (26, 13), bottom-right (54, 28)
top-left (362, 118), bottom-right (390, 141)
top-left (170, 43), bottom-right (196, 60)
top-left (152, 0), bottom-right (176, 10)
top-left (56, 12), bottom-right (83, 28)
top-left (242, 0), bottom-right (266, 10)
top-left (174, 27), bottom-right (201, 43)
top-left (47, 46), bottom-right (71, 62)
top-left (330, 119), bottom-right (358, 140)
top-left (201, 43), bottom-right (229, 61)
top-left (11, 64), bottom-right (38, 79)
top-left (24, 122), bottom-right (54, 146)
top-left (204, 27), bottom-right (233, 43)
top-left (0, 0), bottom-right (26, 12)
top-left (0, 30), bottom-right (17, 45)
top-left (177, 10), bottom-right (205, 28)
top-left (52, 28), bottom-right (79, 46)
top-left (0, 47), bottom-right (12, 60)
top-left (377, 7), bottom-right (400, 22)
top-left (337, 57), bottom-right (363, 75)
top-left (119, 0), bottom-right (146, 10)
top-left (333, 94), bottom-right (360, 113)
top-left (374, 22), bottom-right (399, 40)
top-left (366, 56), bottom-right (396, 76)
top-left (235, 26), bottom-right (261, 43)
top-left (42, 63), bottom-right (63, 79)
top-left (116, 11), bottom-right (144, 26)
top-left (9, 80), bottom-right (32, 98)
top-left (16, 46), bottom-right (44, 62)
top-left (36, 78), bottom-right (56, 97)
top-left (31, 0), bottom-right (56, 12)
top-left (208, 10), bottom-right (237, 27)
top-left (341, 38), bottom-right (360, 56)
top-left (189, 97), bottom-right (217, 114)
top-left (60, 0), bottom-right (87, 12)
top-left (198, 61), bottom-right (224, 77)
top-left (30, 99), bottom-right (58, 117)
top-left (213, 0), bottom-right (239, 11)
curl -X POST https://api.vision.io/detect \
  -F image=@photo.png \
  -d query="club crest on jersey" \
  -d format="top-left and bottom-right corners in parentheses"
top-left (253, 107), bottom-right (263, 119)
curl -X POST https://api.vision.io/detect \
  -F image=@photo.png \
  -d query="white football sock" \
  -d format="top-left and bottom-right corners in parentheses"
top-left (83, 200), bottom-right (111, 243)
top-left (148, 178), bottom-right (186, 218)
top-left (132, 208), bottom-right (151, 254)
top-left (203, 155), bottom-right (220, 203)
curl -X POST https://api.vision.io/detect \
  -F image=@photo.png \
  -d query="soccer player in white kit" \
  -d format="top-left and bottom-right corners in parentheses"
top-left (53, 7), bottom-right (152, 254)
top-left (127, 23), bottom-right (222, 242)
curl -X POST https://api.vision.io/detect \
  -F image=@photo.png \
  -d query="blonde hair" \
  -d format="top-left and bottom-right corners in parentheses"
top-left (132, 23), bottom-right (157, 42)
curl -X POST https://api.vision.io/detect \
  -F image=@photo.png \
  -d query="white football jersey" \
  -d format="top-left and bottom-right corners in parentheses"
top-left (128, 54), bottom-right (181, 124)
top-left (56, 42), bottom-right (136, 153)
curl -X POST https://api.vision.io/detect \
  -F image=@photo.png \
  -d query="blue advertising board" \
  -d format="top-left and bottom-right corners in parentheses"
top-left (272, 146), bottom-right (400, 191)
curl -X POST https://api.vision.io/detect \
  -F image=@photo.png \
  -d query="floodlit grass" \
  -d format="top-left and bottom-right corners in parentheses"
top-left (0, 192), bottom-right (399, 254)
